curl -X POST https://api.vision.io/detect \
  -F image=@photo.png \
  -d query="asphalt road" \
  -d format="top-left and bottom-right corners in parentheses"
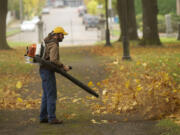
top-left (8, 7), bottom-right (100, 46)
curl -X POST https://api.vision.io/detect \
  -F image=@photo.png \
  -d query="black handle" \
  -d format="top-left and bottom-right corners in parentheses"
top-left (69, 66), bottom-right (72, 70)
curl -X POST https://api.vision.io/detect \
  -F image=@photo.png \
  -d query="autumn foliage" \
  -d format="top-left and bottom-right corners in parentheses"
top-left (0, 44), bottom-right (180, 121)
top-left (0, 47), bottom-right (40, 110)
top-left (87, 43), bottom-right (180, 119)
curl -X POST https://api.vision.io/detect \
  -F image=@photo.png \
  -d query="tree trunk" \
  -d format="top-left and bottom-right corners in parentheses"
top-left (140, 0), bottom-right (161, 45)
top-left (117, 0), bottom-right (138, 41)
top-left (0, 0), bottom-right (10, 49)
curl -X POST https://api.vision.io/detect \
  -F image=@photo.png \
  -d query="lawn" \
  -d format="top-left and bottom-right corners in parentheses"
top-left (0, 40), bottom-right (180, 134)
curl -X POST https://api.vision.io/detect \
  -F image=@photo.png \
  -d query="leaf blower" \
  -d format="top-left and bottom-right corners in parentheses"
top-left (24, 43), bottom-right (99, 98)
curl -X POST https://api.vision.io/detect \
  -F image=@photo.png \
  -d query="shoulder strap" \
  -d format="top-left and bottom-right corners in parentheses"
top-left (41, 40), bottom-right (46, 59)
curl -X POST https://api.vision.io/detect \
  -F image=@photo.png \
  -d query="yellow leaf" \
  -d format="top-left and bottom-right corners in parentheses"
top-left (142, 63), bottom-right (147, 67)
top-left (165, 98), bottom-right (169, 103)
top-left (16, 81), bottom-right (22, 89)
top-left (72, 98), bottom-right (81, 103)
top-left (134, 79), bottom-right (140, 83)
top-left (120, 66), bottom-right (124, 70)
top-left (173, 90), bottom-right (177, 93)
top-left (136, 85), bottom-right (142, 91)
top-left (26, 104), bottom-right (31, 109)
top-left (88, 81), bottom-right (93, 87)
top-left (91, 119), bottom-right (100, 124)
top-left (59, 97), bottom-right (68, 102)
top-left (71, 113), bottom-right (77, 117)
top-left (96, 82), bottom-right (101, 86)
top-left (29, 118), bottom-right (36, 122)
top-left (113, 61), bottom-right (118, 65)
top-left (102, 89), bottom-right (108, 96)
top-left (136, 61), bottom-right (141, 65)
top-left (101, 120), bottom-right (108, 123)
top-left (125, 80), bottom-right (130, 89)
top-left (132, 101), bottom-right (137, 106)
top-left (17, 97), bottom-right (23, 103)
top-left (122, 106), bottom-right (128, 112)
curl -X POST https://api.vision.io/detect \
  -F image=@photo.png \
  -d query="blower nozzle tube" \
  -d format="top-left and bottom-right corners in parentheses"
top-left (34, 56), bottom-right (99, 98)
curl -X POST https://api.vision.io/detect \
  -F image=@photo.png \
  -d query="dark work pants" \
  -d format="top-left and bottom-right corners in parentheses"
top-left (39, 68), bottom-right (57, 122)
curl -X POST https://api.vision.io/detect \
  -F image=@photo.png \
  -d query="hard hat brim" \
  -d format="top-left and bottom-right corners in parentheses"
top-left (63, 32), bottom-right (68, 35)
top-left (53, 31), bottom-right (68, 35)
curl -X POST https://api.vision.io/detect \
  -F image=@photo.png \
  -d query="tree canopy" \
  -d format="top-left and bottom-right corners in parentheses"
top-left (8, 0), bottom-right (45, 19)
top-left (87, 0), bottom-right (98, 15)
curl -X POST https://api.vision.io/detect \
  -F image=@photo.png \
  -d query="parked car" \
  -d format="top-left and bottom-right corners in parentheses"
top-left (31, 16), bottom-right (40, 24)
top-left (20, 21), bottom-right (36, 31)
top-left (42, 8), bottom-right (50, 14)
top-left (84, 15), bottom-right (100, 30)
top-left (82, 14), bottom-right (91, 24)
top-left (54, 1), bottom-right (64, 8)
top-left (78, 6), bottom-right (87, 17)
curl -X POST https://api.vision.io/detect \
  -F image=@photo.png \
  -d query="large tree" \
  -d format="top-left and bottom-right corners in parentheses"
top-left (141, 0), bottom-right (161, 45)
top-left (0, 0), bottom-right (10, 49)
top-left (117, 0), bottom-right (138, 41)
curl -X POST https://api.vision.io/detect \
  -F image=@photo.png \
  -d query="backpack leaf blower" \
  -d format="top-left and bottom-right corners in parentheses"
top-left (24, 44), bottom-right (99, 98)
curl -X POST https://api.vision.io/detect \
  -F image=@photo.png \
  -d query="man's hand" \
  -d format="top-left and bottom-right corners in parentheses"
top-left (63, 65), bottom-right (71, 72)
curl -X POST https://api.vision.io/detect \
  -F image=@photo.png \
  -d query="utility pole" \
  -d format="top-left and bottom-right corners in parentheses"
top-left (122, 0), bottom-right (131, 60)
top-left (105, 0), bottom-right (111, 46)
top-left (19, 0), bottom-right (23, 23)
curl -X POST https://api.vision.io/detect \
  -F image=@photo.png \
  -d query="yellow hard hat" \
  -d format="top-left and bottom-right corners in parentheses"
top-left (53, 27), bottom-right (68, 35)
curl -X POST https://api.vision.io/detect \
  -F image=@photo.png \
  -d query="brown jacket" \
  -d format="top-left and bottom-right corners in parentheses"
top-left (40, 41), bottom-right (63, 69)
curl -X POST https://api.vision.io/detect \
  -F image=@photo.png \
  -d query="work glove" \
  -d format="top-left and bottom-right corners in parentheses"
top-left (63, 65), bottom-right (72, 72)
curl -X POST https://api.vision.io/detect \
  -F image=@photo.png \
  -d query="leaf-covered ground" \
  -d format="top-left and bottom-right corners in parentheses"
top-left (87, 43), bottom-right (180, 121)
top-left (0, 43), bottom-right (179, 135)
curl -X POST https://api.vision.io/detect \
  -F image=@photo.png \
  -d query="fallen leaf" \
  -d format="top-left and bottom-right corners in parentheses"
top-left (102, 89), bottom-right (108, 96)
top-left (16, 81), bottom-right (22, 89)
top-left (142, 63), bottom-right (147, 67)
top-left (101, 120), bottom-right (108, 123)
top-left (29, 118), bottom-right (36, 122)
top-left (17, 97), bottom-right (23, 103)
top-left (91, 119), bottom-right (100, 124)
top-left (72, 98), bottom-right (81, 103)
top-left (88, 81), bottom-right (93, 87)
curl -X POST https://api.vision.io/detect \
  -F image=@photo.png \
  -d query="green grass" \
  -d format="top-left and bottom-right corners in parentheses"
top-left (107, 33), bottom-right (180, 44)
top-left (8, 41), bottom-right (31, 47)
top-left (160, 37), bottom-right (180, 44)
top-left (111, 29), bottom-right (120, 36)
top-left (0, 47), bottom-right (34, 89)
top-left (156, 119), bottom-right (180, 135)
top-left (6, 28), bottom-right (21, 37)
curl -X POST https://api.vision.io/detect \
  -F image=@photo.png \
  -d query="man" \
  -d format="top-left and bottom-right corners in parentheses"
top-left (39, 27), bottom-right (70, 124)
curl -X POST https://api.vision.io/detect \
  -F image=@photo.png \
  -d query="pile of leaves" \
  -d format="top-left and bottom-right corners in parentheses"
top-left (87, 43), bottom-right (180, 119)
